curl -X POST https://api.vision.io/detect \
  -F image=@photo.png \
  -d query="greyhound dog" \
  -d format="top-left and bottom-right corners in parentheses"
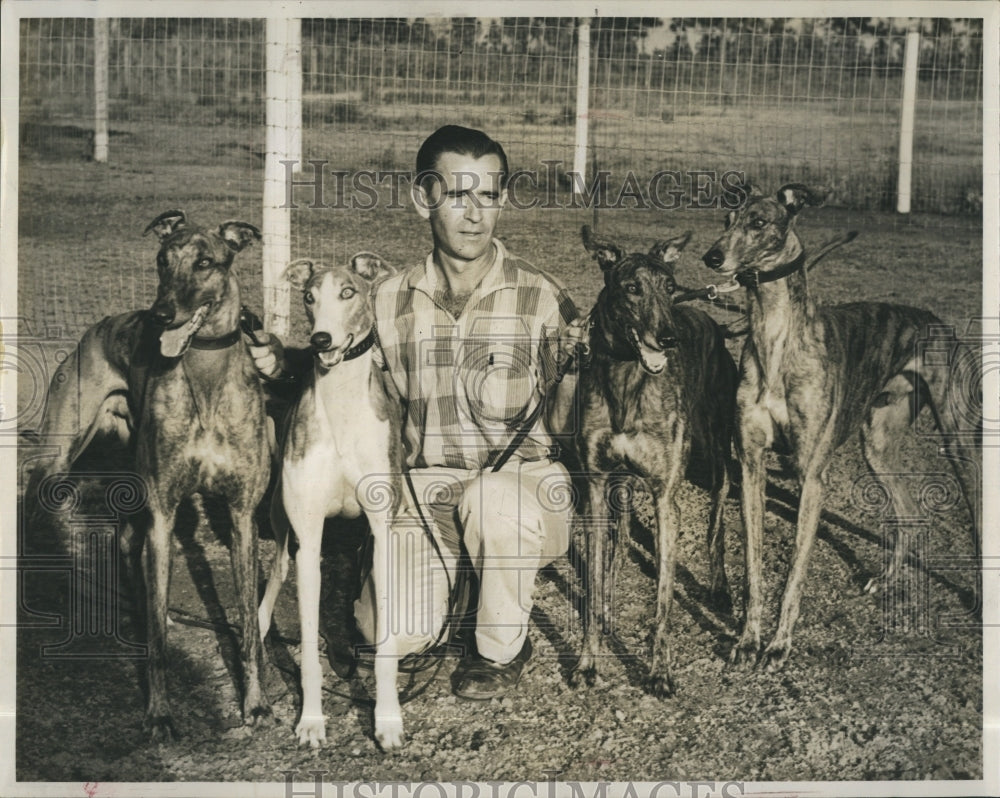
top-left (25, 210), bottom-right (271, 740)
top-left (570, 225), bottom-right (738, 696)
top-left (256, 254), bottom-right (408, 751)
top-left (702, 183), bottom-right (981, 668)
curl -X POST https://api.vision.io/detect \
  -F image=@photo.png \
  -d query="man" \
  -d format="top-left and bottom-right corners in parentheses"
top-left (252, 125), bottom-right (580, 700)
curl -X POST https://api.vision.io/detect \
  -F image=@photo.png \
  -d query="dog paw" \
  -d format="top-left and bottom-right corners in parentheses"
top-left (375, 715), bottom-right (406, 751)
top-left (728, 635), bottom-right (761, 667)
top-left (760, 640), bottom-right (791, 671)
top-left (295, 715), bottom-right (327, 748)
top-left (643, 672), bottom-right (676, 698)
top-left (144, 713), bottom-right (181, 744)
top-left (568, 663), bottom-right (598, 689)
top-left (245, 702), bottom-right (273, 727)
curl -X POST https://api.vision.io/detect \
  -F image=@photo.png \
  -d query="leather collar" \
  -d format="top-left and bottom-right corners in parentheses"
top-left (735, 250), bottom-right (807, 289)
top-left (189, 327), bottom-right (242, 350)
top-left (340, 328), bottom-right (376, 361)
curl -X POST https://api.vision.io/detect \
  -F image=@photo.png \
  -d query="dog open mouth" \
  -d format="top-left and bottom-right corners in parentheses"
top-left (629, 328), bottom-right (669, 374)
top-left (314, 333), bottom-right (353, 370)
top-left (159, 303), bottom-right (211, 358)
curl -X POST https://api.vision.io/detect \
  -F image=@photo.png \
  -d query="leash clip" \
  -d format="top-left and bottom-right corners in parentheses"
top-left (706, 279), bottom-right (741, 300)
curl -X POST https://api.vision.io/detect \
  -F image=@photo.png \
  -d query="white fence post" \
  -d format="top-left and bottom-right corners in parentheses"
top-left (263, 17), bottom-right (301, 337)
top-left (572, 18), bottom-right (591, 195)
top-left (93, 18), bottom-right (109, 163)
top-left (896, 26), bottom-right (920, 214)
top-left (287, 19), bottom-right (302, 172)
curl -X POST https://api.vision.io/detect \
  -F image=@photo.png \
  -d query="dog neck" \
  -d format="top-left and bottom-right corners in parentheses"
top-left (193, 274), bottom-right (244, 346)
top-left (744, 238), bottom-right (815, 379)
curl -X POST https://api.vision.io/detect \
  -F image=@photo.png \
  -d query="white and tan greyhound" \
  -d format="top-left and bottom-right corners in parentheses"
top-left (256, 253), bottom-right (409, 750)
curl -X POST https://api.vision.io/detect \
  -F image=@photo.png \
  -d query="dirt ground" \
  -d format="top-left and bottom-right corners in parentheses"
top-left (12, 154), bottom-right (985, 787)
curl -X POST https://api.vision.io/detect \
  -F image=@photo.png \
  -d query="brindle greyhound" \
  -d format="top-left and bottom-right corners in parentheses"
top-left (25, 210), bottom-right (271, 740)
top-left (570, 225), bottom-right (738, 696)
top-left (702, 183), bottom-right (981, 669)
top-left (256, 254), bottom-right (408, 750)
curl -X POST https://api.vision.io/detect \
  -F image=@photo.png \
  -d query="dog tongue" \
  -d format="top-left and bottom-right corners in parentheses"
top-left (160, 305), bottom-right (210, 358)
top-left (637, 342), bottom-right (668, 374)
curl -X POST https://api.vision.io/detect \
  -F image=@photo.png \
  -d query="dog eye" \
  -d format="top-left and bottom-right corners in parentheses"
top-left (624, 282), bottom-right (642, 295)
top-left (751, 217), bottom-right (767, 230)
top-left (304, 291), bottom-right (315, 305)
top-left (340, 286), bottom-right (357, 300)
top-left (195, 257), bottom-right (213, 270)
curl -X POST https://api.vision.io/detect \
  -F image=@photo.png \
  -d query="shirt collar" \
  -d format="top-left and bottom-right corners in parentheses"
top-left (407, 239), bottom-right (518, 297)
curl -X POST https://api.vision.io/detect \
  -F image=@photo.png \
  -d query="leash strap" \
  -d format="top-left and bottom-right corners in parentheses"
top-left (487, 338), bottom-right (581, 473)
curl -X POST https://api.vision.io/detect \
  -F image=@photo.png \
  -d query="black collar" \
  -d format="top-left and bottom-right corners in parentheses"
top-left (189, 327), bottom-right (242, 350)
top-left (735, 250), bottom-right (807, 289)
top-left (341, 328), bottom-right (376, 361)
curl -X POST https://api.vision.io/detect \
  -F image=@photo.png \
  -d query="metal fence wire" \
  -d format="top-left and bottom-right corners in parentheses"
top-left (17, 16), bottom-right (985, 336)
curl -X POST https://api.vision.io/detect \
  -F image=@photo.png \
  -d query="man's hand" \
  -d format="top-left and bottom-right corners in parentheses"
top-left (559, 316), bottom-right (590, 370)
top-left (247, 330), bottom-right (287, 379)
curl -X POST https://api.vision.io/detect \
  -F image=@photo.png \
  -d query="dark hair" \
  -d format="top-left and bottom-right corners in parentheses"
top-left (415, 125), bottom-right (509, 191)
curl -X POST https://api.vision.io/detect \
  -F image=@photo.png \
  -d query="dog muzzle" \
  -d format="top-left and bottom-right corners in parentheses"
top-left (629, 328), bottom-right (674, 374)
top-left (159, 302), bottom-right (212, 358)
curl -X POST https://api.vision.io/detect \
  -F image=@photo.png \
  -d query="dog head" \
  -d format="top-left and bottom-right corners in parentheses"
top-left (284, 253), bottom-right (395, 370)
top-left (144, 210), bottom-right (261, 358)
top-left (701, 181), bottom-right (827, 278)
top-left (582, 224), bottom-right (692, 375)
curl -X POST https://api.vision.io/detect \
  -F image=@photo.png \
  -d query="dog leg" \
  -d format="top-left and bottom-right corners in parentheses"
top-left (291, 515), bottom-right (327, 748)
top-left (859, 398), bottom-right (924, 594)
top-left (25, 338), bottom-right (129, 529)
top-left (648, 468), bottom-right (682, 697)
top-left (371, 512), bottom-right (404, 750)
top-left (706, 453), bottom-right (732, 613)
top-left (731, 414), bottom-right (769, 665)
top-left (258, 522), bottom-right (290, 639)
top-left (927, 363), bottom-right (982, 573)
top-left (762, 471), bottom-right (824, 669)
top-left (230, 508), bottom-right (271, 726)
top-left (142, 502), bottom-right (179, 742)
top-left (570, 474), bottom-right (613, 687)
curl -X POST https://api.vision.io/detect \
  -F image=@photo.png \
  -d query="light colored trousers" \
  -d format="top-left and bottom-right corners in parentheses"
top-left (355, 458), bottom-right (572, 664)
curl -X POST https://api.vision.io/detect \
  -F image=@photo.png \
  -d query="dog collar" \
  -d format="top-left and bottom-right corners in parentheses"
top-left (189, 327), bottom-right (242, 350)
top-left (735, 251), bottom-right (807, 289)
top-left (341, 327), bottom-right (377, 361)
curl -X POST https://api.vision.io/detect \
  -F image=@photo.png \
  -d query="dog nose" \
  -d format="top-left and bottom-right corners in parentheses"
top-left (310, 332), bottom-right (333, 352)
top-left (151, 301), bottom-right (174, 326)
top-left (702, 249), bottom-right (724, 269)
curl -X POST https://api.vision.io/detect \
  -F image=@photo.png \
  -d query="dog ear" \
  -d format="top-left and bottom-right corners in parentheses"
top-left (351, 252), bottom-right (394, 282)
top-left (144, 210), bottom-right (186, 240)
top-left (776, 184), bottom-right (828, 215)
top-left (283, 259), bottom-right (315, 291)
top-left (581, 225), bottom-right (624, 271)
top-left (218, 221), bottom-right (263, 251)
top-left (648, 231), bottom-right (692, 266)
top-left (725, 177), bottom-right (762, 209)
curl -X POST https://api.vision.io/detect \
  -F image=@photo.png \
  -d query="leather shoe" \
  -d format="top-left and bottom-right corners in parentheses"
top-left (452, 637), bottom-right (533, 700)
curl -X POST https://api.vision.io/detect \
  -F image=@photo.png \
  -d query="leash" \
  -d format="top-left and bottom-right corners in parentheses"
top-left (487, 338), bottom-right (582, 473)
top-left (671, 230), bottom-right (859, 337)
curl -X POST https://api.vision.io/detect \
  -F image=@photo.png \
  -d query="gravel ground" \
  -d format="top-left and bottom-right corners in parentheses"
top-left (12, 156), bottom-right (986, 791)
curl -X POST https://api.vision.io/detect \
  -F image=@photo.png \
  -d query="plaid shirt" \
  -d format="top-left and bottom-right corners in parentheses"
top-left (373, 239), bottom-right (579, 470)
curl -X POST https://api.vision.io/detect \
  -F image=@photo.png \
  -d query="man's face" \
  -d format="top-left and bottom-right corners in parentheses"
top-left (414, 151), bottom-right (507, 266)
